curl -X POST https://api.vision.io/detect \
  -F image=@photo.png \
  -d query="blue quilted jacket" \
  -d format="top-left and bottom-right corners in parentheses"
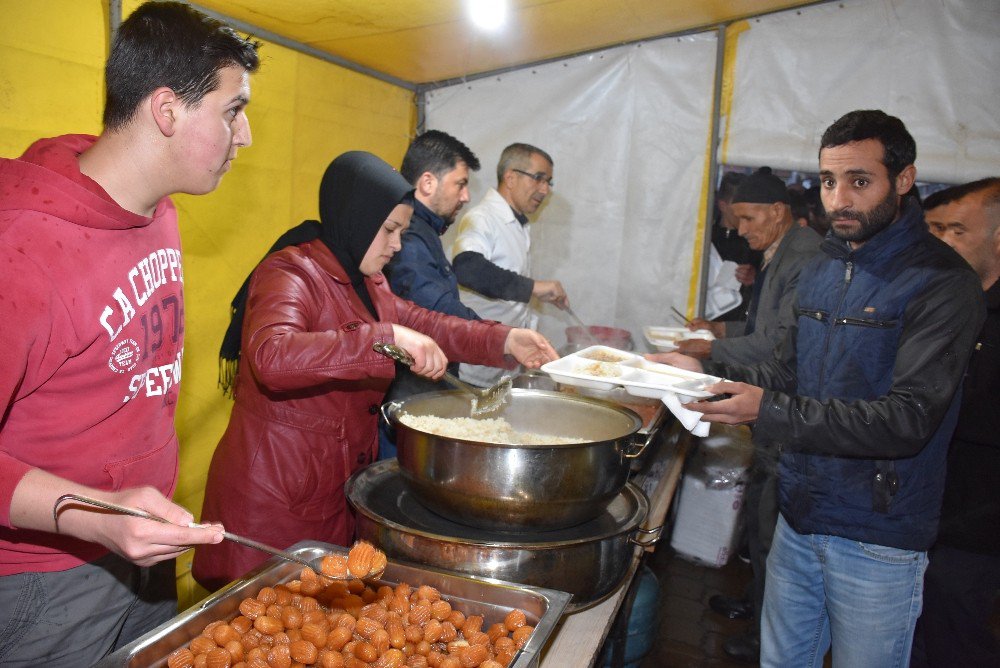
top-left (712, 199), bottom-right (984, 550)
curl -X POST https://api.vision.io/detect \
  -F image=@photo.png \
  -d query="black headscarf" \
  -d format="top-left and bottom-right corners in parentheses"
top-left (219, 151), bottom-right (412, 396)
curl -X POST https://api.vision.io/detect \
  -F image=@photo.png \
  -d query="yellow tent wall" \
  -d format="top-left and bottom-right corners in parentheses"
top-left (1, 0), bottom-right (416, 608)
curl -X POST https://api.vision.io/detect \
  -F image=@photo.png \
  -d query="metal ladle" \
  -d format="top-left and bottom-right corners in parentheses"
top-left (52, 493), bottom-right (343, 575)
top-left (563, 305), bottom-right (600, 345)
top-left (374, 342), bottom-right (511, 416)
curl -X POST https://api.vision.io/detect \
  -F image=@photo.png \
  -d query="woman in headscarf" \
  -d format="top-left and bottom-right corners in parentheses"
top-left (193, 152), bottom-right (557, 589)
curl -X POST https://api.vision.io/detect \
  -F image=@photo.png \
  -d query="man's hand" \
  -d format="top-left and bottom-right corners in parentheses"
top-left (88, 487), bottom-right (225, 566)
top-left (390, 324), bottom-right (448, 379)
top-left (10, 469), bottom-right (225, 567)
top-left (644, 352), bottom-right (704, 373)
top-left (687, 318), bottom-right (725, 338)
top-left (532, 280), bottom-right (568, 309)
top-left (682, 381), bottom-right (763, 425)
top-left (676, 338), bottom-right (713, 359)
top-left (504, 329), bottom-right (559, 368)
top-left (735, 263), bottom-right (757, 287)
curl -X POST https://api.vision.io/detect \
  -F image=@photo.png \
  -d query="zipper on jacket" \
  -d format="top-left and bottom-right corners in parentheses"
top-left (836, 316), bottom-right (897, 329)
top-left (818, 261), bottom-right (854, 390)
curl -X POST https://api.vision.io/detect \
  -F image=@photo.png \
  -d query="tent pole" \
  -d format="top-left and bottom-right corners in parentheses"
top-left (415, 90), bottom-right (427, 135)
top-left (698, 24), bottom-right (727, 316)
top-left (109, 0), bottom-right (122, 36)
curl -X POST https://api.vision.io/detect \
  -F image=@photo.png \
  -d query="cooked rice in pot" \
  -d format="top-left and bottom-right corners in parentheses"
top-left (398, 413), bottom-right (586, 445)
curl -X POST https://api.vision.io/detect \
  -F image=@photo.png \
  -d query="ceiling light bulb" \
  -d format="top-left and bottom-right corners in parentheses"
top-left (468, 0), bottom-right (507, 31)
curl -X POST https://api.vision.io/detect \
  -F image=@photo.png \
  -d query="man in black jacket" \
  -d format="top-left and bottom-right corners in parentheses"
top-left (912, 177), bottom-right (1000, 667)
top-left (380, 130), bottom-right (481, 459)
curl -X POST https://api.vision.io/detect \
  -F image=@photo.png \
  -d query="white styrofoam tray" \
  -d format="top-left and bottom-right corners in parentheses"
top-left (541, 345), bottom-right (722, 399)
top-left (643, 326), bottom-right (715, 352)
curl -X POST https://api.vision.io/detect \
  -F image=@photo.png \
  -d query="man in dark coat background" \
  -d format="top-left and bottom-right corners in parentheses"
top-left (912, 176), bottom-right (1000, 667)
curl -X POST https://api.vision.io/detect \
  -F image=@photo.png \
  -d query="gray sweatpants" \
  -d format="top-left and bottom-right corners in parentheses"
top-left (0, 553), bottom-right (177, 666)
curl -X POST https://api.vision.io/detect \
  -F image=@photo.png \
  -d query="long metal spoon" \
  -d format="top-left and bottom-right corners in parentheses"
top-left (374, 342), bottom-right (511, 416)
top-left (52, 493), bottom-right (335, 575)
top-left (563, 305), bottom-right (599, 345)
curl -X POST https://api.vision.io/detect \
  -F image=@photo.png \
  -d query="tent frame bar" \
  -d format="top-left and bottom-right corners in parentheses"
top-left (109, 1), bottom-right (417, 91)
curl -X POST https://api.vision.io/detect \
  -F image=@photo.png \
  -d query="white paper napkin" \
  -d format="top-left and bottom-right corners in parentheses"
top-left (662, 392), bottom-right (710, 437)
top-left (704, 246), bottom-right (743, 320)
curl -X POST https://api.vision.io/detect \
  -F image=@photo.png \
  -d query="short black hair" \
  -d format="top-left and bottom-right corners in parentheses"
top-left (400, 130), bottom-right (481, 185)
top-left (819, 110), bottom-right (916, 180)
top-left (924, 177), bottom-right (1000, 211)
top-left (717, 171), bottom-right (747, 203)
top-left (103, 1), bottom-right (261, 131)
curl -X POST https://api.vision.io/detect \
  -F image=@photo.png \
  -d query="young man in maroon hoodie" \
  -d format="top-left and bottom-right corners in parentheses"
top-left (0, 3), bottom-right (259, 664)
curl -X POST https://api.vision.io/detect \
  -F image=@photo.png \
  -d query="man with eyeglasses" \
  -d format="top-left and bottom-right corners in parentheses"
top-left (452, 142), bottom-right (568, 387)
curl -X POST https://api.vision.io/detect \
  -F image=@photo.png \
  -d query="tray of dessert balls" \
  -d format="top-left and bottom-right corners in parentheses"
top-left (94, 540), bottom-right (571, 668)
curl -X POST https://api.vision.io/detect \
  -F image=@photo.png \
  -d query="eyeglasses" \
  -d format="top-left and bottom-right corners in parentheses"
top-left (512, 168), bottom-right (554, 188)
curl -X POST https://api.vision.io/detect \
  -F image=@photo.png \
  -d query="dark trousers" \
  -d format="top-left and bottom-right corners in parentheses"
top-left (911, 544), bottom-right (1000, 667)
top-left (744, 450), bottom-right (779, 639)
top-left (0, 553), bottom-right (176, 666)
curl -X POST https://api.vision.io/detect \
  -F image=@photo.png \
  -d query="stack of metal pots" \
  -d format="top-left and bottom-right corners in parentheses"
top-left (346, 388), bottom-right (662, 611)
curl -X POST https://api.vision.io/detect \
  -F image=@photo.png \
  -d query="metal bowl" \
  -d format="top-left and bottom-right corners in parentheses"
top-left (383, 388), bottom-right (646, 531)
top-left (565, 325), bottom-right (634, 351)
top-left (346, 461), bottom-right (660, 611)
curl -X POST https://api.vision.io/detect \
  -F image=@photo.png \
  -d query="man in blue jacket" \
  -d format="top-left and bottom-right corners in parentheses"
top-left (661, 110), bottom-right (984, 667)
top-left (380, 130), bottom-right (481, 458)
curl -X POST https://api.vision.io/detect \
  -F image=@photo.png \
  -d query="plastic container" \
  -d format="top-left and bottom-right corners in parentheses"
top-left (669, 426), bottom-right (753, 567)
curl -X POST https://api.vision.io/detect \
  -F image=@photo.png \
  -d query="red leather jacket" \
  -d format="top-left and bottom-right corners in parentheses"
top-left (193, 240), bottom-right (510, 589)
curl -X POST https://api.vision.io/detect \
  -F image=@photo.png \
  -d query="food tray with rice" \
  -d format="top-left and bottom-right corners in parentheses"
top-left (95, 540), bottom-right (570, 668)
top-left (541, 345), bottom-right (722, 399)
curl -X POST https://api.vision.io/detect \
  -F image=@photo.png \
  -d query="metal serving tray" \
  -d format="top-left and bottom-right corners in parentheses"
top-left (95, 540), bottom-right (571, 668)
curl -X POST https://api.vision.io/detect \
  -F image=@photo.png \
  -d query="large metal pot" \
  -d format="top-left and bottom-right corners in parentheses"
top-left (383, 388), bottom-right (645, 531)
top-left (346, 460), bottom-right (661, 611)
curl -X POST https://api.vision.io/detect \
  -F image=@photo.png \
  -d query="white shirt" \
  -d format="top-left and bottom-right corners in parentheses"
top-left (452, 187), bottom-right (536, 386)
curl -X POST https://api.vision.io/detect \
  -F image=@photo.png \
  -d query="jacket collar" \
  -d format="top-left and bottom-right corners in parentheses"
top-left (306, 238), bottom-right (386, 288)
top-left (985, 278), bottom-right (1000, 311)
top-left (479, 187), bottom-right (521, 225)
top-left (769, 223), bottom-right (802, 267)
top-left (820, 197), bottom-right (925, 264)
top-left (413, 198), bottom-right (448, 235)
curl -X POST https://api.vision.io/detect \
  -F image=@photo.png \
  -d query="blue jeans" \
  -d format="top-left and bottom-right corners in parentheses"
top-left (761, 515), bottom-right (927, 668)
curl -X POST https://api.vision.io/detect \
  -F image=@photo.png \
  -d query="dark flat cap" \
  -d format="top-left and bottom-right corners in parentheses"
top-left (732, 167), bottom-right (789, 205)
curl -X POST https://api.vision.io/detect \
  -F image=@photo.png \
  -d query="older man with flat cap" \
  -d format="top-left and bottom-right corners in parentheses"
top-left (682, 167), bottom-right (822, 365)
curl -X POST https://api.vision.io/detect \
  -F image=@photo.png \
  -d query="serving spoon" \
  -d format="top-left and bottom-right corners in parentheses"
top-left (374, 341), bottom-right (511, 416)
top-left (52, 493), bottom-right (340, 575)
top-left (562, 305), bottom-right (600, 345)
